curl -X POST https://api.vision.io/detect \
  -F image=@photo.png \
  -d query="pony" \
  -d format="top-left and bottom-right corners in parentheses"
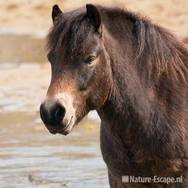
top-left (40, 4), bottom-right (188, 188)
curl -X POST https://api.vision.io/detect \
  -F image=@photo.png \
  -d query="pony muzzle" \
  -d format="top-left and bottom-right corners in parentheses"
top-left (40, 96), bottom-right (75, 135)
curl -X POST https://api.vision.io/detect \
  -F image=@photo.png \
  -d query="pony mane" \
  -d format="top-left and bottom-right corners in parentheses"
top-left (101, 7), bottom-right (188, 83)
top-left (132, 14), bottom-right (188, 83)
top-left (47, 8), bottom-right (86, 56)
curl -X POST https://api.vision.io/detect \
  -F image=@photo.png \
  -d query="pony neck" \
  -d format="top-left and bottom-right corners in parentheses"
top-left (97, 6), bottom-right (185, 158)
top-left (97, 50), bottom-right (180, 158)
top-left (98, 26), bottom-right (153, 129)
top-left (97, 28), bottom-right (172, 154)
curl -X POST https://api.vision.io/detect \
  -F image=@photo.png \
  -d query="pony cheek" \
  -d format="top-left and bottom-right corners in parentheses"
top-left (74, 99), bottom-right (89, 124)
top-left (76, 67), bottom-right (95, 91)
top-left (86, 85), bottom-right (108, 110)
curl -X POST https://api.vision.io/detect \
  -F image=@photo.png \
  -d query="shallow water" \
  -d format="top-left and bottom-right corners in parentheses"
top-left (0, 63), bottom-right (107, 188)
top-left (0, 112), bottom-right (107, 188)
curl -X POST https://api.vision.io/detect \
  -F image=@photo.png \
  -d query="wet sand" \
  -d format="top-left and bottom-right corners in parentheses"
top-left (0, 63), bottom-right (50, 112)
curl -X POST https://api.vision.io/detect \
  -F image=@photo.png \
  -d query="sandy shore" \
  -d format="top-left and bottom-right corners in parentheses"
top-left (0, 0), bottom-right (188, 36)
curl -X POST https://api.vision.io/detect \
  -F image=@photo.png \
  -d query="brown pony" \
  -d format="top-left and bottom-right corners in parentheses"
top-left (40, 4), bottom-right (188, 188)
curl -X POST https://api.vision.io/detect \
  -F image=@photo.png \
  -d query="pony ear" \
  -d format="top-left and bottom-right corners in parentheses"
top-left (52, 5), bottom-right (62, 23)
top-left (86, 4), bottom-right (101, 32)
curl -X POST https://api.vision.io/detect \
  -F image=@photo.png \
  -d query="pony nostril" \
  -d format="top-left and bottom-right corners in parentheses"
top-left (40, 101), bottom-right (66, 126)
top-left (54, 104), bottom-right (65, 124)
top-left (40, 103), bottom-right (48, 124)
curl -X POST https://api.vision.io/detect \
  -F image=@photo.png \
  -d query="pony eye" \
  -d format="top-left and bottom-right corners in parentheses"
top-left (84, 55), bottom-right (96, 65)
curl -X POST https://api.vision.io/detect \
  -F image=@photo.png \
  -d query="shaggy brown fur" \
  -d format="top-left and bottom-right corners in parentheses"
top-left (43, 4), bottom-right (188, 188)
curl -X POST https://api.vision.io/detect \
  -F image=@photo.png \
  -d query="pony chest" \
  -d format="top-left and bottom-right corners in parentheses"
top-left (100, 123), bottom-right (184, 177)
top-left (100, 124), bottom-right (137, 175)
